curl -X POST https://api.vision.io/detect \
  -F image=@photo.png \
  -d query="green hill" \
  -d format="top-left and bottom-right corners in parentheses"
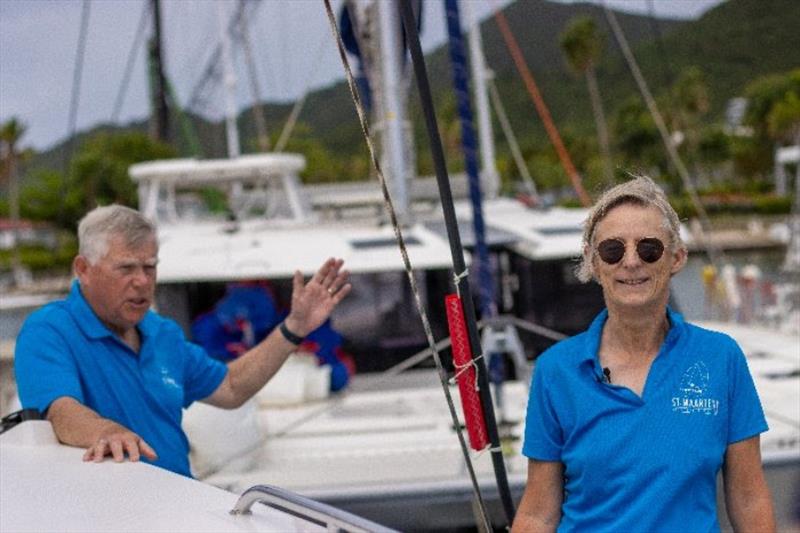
top-left (22, 0), bottom-right (800, 187)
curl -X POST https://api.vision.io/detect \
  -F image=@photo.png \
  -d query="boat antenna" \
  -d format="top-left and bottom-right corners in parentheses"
top-left (321, 1), bottom-right (493, 530)
top-left (399, 0), bottom-right (515, 526)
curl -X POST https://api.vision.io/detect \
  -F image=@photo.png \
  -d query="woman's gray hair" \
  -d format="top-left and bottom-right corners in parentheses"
top-left (77, 204), bottom-right (157, 264)
top-left (575, 175), bottom-right (685, 283)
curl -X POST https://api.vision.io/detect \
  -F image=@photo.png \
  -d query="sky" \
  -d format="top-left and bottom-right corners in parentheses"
top-left (0, 0), bottom-right (723, 152)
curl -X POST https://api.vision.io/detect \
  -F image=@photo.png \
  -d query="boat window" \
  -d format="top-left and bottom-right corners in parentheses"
top-left (535, 227), bottom-right (584, 236)
top-left (350, 237), bottom-right (421, 249)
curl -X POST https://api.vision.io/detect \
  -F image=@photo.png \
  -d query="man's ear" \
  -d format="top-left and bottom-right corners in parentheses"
top-left (73, 255), bottom-right (89, 279)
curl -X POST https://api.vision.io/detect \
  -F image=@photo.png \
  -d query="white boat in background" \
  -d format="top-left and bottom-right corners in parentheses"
top-left (129, 153), bottom-right (463, 369)
top-left (0, 418), bottom-right (395, 533)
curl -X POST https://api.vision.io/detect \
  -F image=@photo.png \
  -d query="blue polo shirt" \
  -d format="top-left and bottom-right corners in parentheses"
top-left (523, 308), bottom-right (767, 533)
top-left (15, 281), bottom-right (228, 477)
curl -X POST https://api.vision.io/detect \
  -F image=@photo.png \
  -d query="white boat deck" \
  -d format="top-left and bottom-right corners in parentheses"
top-left (0, 422), bottom-right (326, 533)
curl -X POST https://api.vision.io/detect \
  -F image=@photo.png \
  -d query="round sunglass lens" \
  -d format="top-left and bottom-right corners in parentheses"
top-left (598, 239), bottom-right (625, 264)
top-left (637, 238), bottom-right (664, 263)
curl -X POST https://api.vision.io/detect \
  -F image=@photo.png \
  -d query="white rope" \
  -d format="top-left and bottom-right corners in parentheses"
top-left (449, 353), bottom-right (483, 391)
top-left (452, 268), bottom-right (469, 297)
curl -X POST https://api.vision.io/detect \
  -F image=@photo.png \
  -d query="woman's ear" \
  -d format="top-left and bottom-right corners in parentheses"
top-left (670, 246), bottom-right (688, 276)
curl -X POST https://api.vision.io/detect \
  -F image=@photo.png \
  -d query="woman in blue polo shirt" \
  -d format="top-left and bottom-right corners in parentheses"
top-left (513, 176), bottom-right (775, 532)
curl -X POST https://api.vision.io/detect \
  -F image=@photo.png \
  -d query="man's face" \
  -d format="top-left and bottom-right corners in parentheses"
top-left (591, 203), bottom-right (686, 313)
top-left (75, 234), bottom-right (158, 336)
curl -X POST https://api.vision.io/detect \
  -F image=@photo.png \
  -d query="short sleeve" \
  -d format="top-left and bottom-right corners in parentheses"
top-left (727, 342), bottom-right (768, 444)
top-left (522, 357), bottom-right (564, 460)
top-left (14, 316), bottom-right (84, 414)
top-left (181, 339), bottom-right (228, 407)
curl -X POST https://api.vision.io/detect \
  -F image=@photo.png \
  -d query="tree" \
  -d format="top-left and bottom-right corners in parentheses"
top-left (736, 69), bottom-right (800, 181)
top-left (767, 89), bottom-right (800, 145)
top-left (612, 96), bottom-right (663, 174)
top-left (0, 117), bottom-right (28, 285)
top-left (669, 66), bottom-right (711, 183)
top-left (69, 131), bottom-right (175, 215)
top-left (560, 16), bottom-right (613, 185)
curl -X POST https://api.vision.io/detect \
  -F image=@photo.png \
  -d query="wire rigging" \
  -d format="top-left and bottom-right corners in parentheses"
top-left (235, 0), bottom-right (270, 152)
top-left (59, 0), bottom-right (92, 224)
top-left (111, 1), bottom-right (151, 123)
top-left (274, 32), bottom-right (332, 152)
top-left (488, 78), bottom-right (539, 197)
top-left (603, 7), bottom-right (725, 271)
top-left (492, 7), bottom-right (591, 206)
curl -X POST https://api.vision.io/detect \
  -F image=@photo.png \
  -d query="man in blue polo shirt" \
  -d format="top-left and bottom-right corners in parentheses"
top-left (512, 177), bottom-right (774, 532)
top-left (15, 204), bottom-right (351, 477)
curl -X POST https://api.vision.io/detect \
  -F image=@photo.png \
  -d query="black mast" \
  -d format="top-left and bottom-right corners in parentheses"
top-left (397, 0), bottom-right (516, 527)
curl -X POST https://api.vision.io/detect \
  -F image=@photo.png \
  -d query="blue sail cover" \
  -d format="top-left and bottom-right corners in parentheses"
top-left (191, 284), bottom-right (352, 391)
top-left (339, 3), bottom-right (372, 111)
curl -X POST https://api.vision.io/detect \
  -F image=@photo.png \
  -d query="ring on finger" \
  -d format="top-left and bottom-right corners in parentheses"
top-left (327, 287), bottom-right (336, 295)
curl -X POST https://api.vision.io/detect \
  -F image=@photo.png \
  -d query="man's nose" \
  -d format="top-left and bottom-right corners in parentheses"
top-left (131, 267), bottom-right (151, 285)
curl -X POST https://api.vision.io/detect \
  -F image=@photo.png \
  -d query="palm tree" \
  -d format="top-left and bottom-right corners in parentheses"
top-left (560, 16), bottom-right (614, 185)
top-left (670, 66), bottom-right (710, 183)
top-left (0, 117), bottom-right (28, 286)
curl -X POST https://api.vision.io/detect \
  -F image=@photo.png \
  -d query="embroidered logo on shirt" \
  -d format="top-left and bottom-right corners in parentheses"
top-left (160, 367), bottom-right (180, 389)
top-left (671, 361), bottom-right (719, 415)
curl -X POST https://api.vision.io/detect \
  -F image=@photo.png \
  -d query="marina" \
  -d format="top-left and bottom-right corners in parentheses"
top-left (2, 0), bottom-right (799, 531)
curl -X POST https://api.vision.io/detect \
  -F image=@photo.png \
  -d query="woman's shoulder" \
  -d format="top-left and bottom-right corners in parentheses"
top-left (681, 320), bottom-right (740, 350)
top-left (535, 331), bottom-right (592, 369)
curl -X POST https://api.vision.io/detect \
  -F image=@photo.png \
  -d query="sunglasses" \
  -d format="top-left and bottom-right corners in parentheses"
top-left (596, 237), bottom-right (665, 264)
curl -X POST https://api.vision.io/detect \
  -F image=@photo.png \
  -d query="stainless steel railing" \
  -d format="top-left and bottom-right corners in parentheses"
top-left (230, 484), bottom-right (398, 533)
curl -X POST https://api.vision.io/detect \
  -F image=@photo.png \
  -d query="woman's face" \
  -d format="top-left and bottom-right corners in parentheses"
top-left (590, 203), bottom-right (686, 313)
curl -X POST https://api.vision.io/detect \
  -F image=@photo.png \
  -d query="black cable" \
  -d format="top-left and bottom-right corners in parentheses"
top-left (61, 0), bottom-right (91, 224)
top-left (396, 0), bottom-right (515, 527)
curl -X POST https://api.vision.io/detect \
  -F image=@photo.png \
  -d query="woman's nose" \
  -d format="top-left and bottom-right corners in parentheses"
top-left (620, 243), bottom-right (642, 267)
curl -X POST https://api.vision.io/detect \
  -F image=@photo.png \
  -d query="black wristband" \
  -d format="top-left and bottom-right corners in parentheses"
top-left (279, 321), bottom-right (304, 345)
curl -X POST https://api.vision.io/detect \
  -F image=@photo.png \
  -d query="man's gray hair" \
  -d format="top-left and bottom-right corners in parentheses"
top-left (576, 175), bottom-right (685, 283)
top-left (77, 204), bottom-right (157, 264)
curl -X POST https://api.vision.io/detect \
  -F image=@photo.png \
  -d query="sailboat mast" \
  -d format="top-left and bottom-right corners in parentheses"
top-left (217, 1), bottom-right (241, 158)
top-left (463, 0), bottom-right (499, 199)
top-left (377, 0), bottom-right (410, 222)
top-left (149, 0), bottom-right (170, 143)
